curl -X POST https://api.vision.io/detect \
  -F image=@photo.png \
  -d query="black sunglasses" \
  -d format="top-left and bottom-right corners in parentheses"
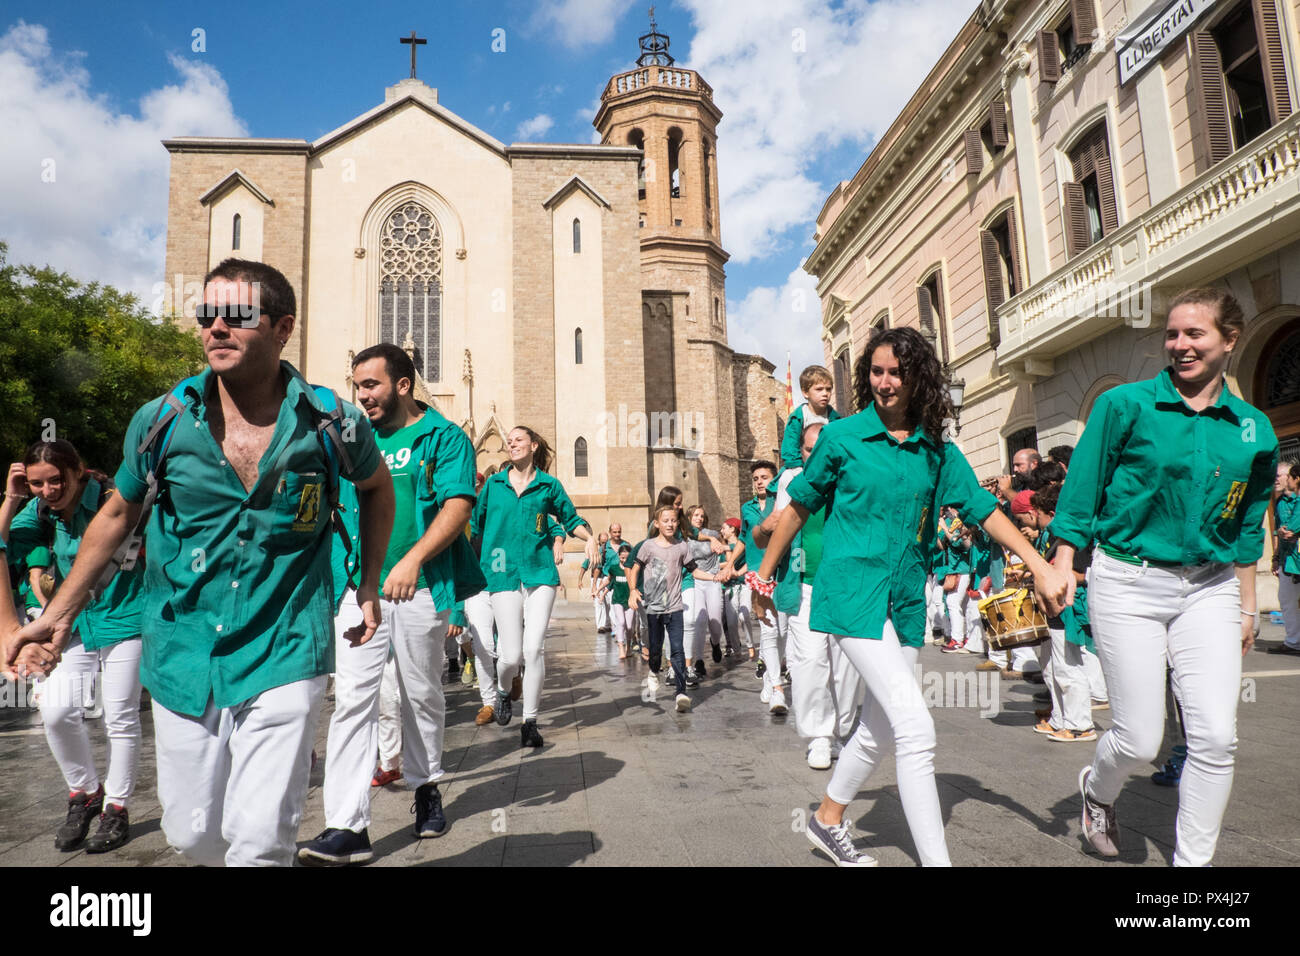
top-left (193, 304), bottom-right (276, 329)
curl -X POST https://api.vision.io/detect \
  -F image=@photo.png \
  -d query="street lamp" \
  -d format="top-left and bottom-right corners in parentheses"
top-left (945, 370), bottom-right (966, 436)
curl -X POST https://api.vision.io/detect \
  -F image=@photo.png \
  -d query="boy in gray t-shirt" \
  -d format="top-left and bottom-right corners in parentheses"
top-left (629, 506), bottom-right (699, 710)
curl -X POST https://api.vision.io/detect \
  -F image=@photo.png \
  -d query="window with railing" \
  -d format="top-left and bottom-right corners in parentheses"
top-left (1192, 0), bottom-right (1294, 168)
top-left (1063, 122), bottom-right (1118, 258)
top-left (1037, 0), bottom-right (1097, 83)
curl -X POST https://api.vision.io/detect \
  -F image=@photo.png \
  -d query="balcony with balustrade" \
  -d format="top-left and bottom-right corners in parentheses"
top-left (997, 111), bottom-right (1300, 378)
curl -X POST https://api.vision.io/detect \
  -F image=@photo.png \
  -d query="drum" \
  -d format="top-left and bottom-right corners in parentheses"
top-left (977, 587), bottom-right (1048, 650)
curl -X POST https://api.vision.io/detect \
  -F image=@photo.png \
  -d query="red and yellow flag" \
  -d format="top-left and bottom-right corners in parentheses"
top-left (784, 354), bottom-right (794, 416)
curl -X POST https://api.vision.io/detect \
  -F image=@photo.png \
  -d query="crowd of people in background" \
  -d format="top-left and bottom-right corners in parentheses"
top-left (0, 259), bottom-right (1289, 869)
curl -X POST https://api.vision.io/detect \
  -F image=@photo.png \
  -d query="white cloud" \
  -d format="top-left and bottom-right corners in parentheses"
top-left (515, 112), bottom-right (555, 140)
top-left (531, 0), bottom-right (628, 48)
top-left (0, 22), bottom-right (246, 307)
top-left (680, 0), bottom-right (976, 264)
top-left (727, 264), bottom-right (825, 376)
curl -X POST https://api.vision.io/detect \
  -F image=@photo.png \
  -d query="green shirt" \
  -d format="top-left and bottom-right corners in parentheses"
top-left (377, 419), bottom-right (434, 597)
top-left (781, 403), bottom-right (841, 470)
top-left (610, 569), bottom-right (630, 607)
top-left (19, 545), bottom-right (51, 611)
top-left (787, 404), bottom-right (997, 646)
top-left (1050, 369), bottom-right (1279, 566)
top-left (7, 479), bottom-right (144, 650)
top-left (114, 363), bottom-right (381, 717)
top-left (740, 494), bottom-right (776, 576)
top-left (470, 469), bottom-right (587, 592)
top-left (332, 405), bottom-right (483, 613)
top-left (1276, 493), bottom-right (1300, 575)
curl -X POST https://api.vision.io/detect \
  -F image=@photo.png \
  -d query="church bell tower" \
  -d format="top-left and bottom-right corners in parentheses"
top-left (594, 12), bottom-right (739, 521)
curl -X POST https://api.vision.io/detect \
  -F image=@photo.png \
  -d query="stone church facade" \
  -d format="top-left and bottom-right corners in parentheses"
top-left (160, 28), bottom-right (784, 543)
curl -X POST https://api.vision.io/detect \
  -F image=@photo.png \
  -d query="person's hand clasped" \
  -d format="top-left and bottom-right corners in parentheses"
top-left (1036, 559), bottom-right (1074, 617)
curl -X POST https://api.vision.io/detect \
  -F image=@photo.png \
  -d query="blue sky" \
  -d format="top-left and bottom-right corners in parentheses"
top-left (0, 0), bottom-right (975, 377)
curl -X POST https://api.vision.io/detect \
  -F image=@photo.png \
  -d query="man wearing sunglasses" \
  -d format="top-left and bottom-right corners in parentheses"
top-left (13, 258), bottom-right (394, 867)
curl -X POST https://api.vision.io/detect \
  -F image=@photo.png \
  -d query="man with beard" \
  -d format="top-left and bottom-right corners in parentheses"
top-left (11, 259), bottom-right (392, 866)
top-left (299, 343), bottom-right (483, 865)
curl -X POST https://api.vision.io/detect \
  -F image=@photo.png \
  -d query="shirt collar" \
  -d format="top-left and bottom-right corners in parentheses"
top-left (1153, 366), bottom-right (1240, 421)
top-left (182, 362), bottom-right (309, 414)
top-left (857, 403), bottom-right (937, 450)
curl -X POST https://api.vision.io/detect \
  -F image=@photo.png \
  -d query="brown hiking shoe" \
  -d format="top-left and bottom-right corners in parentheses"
top-left (510, 675), bottom-right (523, 701)
top-left (475, 705), bottom-right (496, 726)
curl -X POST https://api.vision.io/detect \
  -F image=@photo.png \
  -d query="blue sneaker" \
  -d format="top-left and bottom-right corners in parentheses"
top-left (1151, 745), bottom-right (1187, 787)
top-left (297, 828), bottom-right (373, 866)
top-left (412, 783), bottom-right (447, 838)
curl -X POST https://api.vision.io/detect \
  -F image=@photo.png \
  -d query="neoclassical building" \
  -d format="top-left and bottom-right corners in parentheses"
top-left (806, 0), bottom-right (1300, 606)
top-left (160, 24), bottom-right (784, 545)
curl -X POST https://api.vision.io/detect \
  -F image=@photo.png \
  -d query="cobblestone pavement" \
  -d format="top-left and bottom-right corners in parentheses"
top-left (2, 603), bottom-right (1296, 867)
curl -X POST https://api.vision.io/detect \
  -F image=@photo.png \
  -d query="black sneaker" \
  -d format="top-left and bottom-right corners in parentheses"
top-left (694, 659), bottom-right (707, 678)
top-left (446, 658), bottom-right (460, 683)
top-left (780, 666), bottom-right (792, 685)
top-left (412, 783), bottom-right (447, 838)
top-left (55, 788), bottom-right (103, 851)
top-left (684, 668), bottom-right (700, 688)
top-left (755, 659), bottom-right (766, 681)
top-left (521, 719), bottom-right (544, 748)
top-left (84, 803), bottom-right (129, 854)
top-left (298, 827), bottom-right (374, 865)
top-left (711, 643), bottom-right (722, 663)
top-left (495, 689), bottom-right (513, 726)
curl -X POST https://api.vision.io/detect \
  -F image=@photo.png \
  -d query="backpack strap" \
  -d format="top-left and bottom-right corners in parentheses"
top-left (89, 378), bottom-right (199, 599)
top-left (307, 386), bottom-right (357, 564)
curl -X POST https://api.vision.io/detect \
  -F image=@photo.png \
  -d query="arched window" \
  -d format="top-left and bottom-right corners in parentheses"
top-left (232, 214), bottom-right (241, 251)
top-left (572, 218), bottom-right (581, 254)
top-left (379, 202), bottom-right (443, 382)
top-left (574, 327), bottom-right (583, 364)
top-left (574, 437), bottom-right (589, 477)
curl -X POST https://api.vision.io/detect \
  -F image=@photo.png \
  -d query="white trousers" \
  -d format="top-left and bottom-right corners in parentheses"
top-left (377, 654), bottom-right (401, 771)
top-left (1035, 626), bottom-right (1091, 731)
top-left (1083, 645), bottom-right (1108, 702)
top-left (787, 584), bottom-right (863, 741)
top-left (725, 586), bottom-right (755, 649)
top-left (154, 675), bottom-right (326, 867)
top-left (826, 624), bottom-right (950, 866)
top-left (963, 589), bottom-right (986, 654)
top-left (593, 588), bottom-right (610, 629)
top-left (1279, 572), bottom-right (1300, 648)
top-left (463, 590), bottom-right (497, 709)
top-left (944, 574), bottom-right (970, 645)
top-left (758, 604), bottom-right (789, 686)
top-left (925, 575), bottom-right (949, 637)
top-left (325, 588), bottom-right (448, 832)
top-left (611, 603), bottom-right (636, 645)
top-left (40, 636), bottom-right (142, 807)
top-left (1085, 550), bottom-right (1242, 867)
top-left (490, 585), bottom-right (557, 722)
top-left (691, 580), bottom-right (724, 658)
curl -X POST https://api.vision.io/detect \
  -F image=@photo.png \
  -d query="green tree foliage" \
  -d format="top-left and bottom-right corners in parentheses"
top-left (0, 242), bottom-right (205, 471)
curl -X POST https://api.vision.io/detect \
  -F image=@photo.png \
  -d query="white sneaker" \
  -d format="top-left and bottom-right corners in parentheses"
top-left (807, 737), bottom-right (832, 770)
top-left (769, 687), bottom-right (788, 716)
top-left (675, 693), bottom-right (691, 712)
top-left (759, 685), bottom-right (771, 704)
top-left (646, 671), bottom-right (660, 692)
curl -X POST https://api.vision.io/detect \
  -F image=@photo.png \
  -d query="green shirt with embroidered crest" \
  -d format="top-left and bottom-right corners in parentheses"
top-left (786, 404), bottom-right (997, 647)
top-left (114, 363), bottom-right (382, 717)
top-left (1049, 368), bottom-right (1278, 566)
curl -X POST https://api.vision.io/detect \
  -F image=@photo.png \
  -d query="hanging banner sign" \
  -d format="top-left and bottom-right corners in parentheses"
top-left (1116, 0), bottom-right (1224, 86)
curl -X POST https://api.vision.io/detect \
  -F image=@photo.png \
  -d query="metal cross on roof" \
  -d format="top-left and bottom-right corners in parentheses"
top-left (400, 30), bottom-right (427, 79)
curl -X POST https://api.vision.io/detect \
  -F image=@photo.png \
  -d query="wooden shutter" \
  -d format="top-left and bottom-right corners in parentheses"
top-left (1093, 138), bottom-right (1119, 235)
top-left (990, 97), bottom-right (1009, 148)
top-left (1037, 30), bottom-right (1061, 83)
top-left (980, 228), bottom-right (1006, 312)
top-left (1063, 182), bottom-right (1091, 258)
top-left (1070, 0), bottom-right (1097, 41)
top-left (1005, 205), bottom-right (1024, 294)
top-left (917, 285), bottom-right (935, 335)
top-left (1254, 0), bottom-right (1294, 123)
top-left (1191, 32), bottom-right (1233, 166)
top-left (964, 129), bottom-right (984, 177)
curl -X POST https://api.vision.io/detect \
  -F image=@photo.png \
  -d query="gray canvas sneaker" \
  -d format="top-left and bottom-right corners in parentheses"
top-left (1079, 766), bottom-right (1120, 857)
top-left (806, 813), bottom-right (878, 867)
